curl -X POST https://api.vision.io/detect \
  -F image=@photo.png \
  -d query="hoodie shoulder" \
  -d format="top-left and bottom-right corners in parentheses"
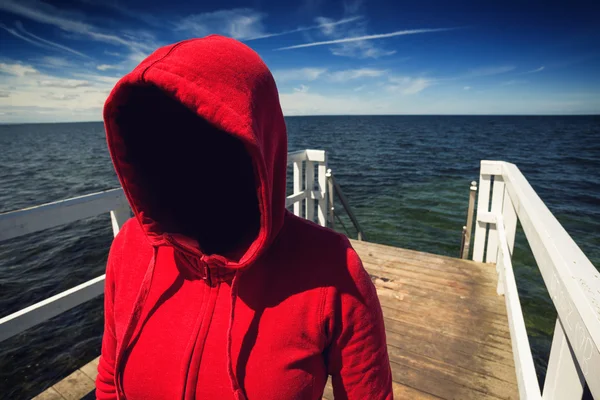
top-left (270, 212), bottom-right (356, 277)
top-left (106, 217), bottom-right (153, 280)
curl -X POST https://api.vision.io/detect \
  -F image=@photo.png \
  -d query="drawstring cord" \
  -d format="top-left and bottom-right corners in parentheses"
top-left (113, 244), bottom-right (247, 400)
top-left (114, 245), bottom-right (159, 400)
top-left (226, 270), bottom-right (246, 400)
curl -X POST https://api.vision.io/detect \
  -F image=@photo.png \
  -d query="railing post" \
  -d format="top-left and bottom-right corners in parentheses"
top-left (293, 160), bottom-right (302, 218)
top-left (542, 319), bottom-right (585, 400)
top-left (317, 157), bottom-right (327, 227)
top-left (305, 161), bottom-right (315, 223)
top-left (487, 175), bottom-right (505, 264)
top-left (110, 202), bottom-right (131, 238)
top-left (502, 184), bottom-right (517, 257)
top-left (326, 169), bottom-right (335, 229)
top-left (473, 172), bottom-right (491, 262)
top-left (461, 181), bottom-right (478, 259)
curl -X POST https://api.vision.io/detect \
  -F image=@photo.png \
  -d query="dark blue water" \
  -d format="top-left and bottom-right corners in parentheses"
top-left (1, 116), bottom-right (599, 399)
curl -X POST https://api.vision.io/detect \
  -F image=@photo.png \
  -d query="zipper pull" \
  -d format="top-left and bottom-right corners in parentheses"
top-left (203, 262), bottom-right (212, 286)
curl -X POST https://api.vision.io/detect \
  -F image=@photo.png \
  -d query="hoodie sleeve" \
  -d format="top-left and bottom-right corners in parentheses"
top-left (326, 244), bottom-right (393, 399)
top-left (96, 224), bottom-right (125, 399)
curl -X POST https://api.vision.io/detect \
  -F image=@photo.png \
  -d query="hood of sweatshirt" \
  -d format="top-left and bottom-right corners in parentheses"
top-left (103, 35), bottom-right (287, 400)
top-left (104, 35), bottom-right (287, 268)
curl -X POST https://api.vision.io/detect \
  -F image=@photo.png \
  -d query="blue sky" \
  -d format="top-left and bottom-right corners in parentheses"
top-left (0, 0), bottom-right (599, 122)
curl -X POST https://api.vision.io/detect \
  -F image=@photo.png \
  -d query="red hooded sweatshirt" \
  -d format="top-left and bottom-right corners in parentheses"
top-left (97, 35), bottom-right (392, 400)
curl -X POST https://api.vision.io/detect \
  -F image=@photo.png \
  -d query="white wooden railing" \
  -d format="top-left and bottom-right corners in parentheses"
top-left (473, 160), bottom-right (599, 400)
top-left (0, 149), bottom-right (329, 343)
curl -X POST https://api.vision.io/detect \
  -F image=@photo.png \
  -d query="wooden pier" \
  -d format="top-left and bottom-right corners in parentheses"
top-left (35, 239), bottom-right (517, 400)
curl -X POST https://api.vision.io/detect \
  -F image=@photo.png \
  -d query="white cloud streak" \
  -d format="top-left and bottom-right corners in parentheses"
top-left (14, 21), bottom-right (89, 58)
top-left (177, 9), bottom-right (361, 41)
top-left (465, 66), bottom-right (515, 77)
top-left (246, 16), bottom-right (363, 41)
top-left (386, 77), bottom-right (432, 95)
top-left (97, 64), bottom-right (121, 71)
top-left (525, 66), bottom-right (545, 74)
top-left (328, 68), bottom-right (387, 82)
top-left (0, 0), bottom-right (156, 51)
top-left (276, 28), bottom-right (455, 50)
top-left (272, 68), bottom-right (328, 83)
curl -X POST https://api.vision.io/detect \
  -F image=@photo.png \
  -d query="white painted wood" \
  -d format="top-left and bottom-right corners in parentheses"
top-left (287, 150), bottom-right (307, 165)
top-left (477, 212), bottom-right (497, 224)
top-left (317, 161), bottom-right (327, 227)
top-left (499, 161), bottom-right (600, 398)
top-left (480, 160), bottom-right (504, 175)
top-left (473, 171), bottom-right (492, 262)
top-left (502, 185), bottom-right (518, 257)
top-left (496, 215), bottom-right (542, 400)
top-left (293, 161), bottom-right (302, 217)
top-left (0, 275), bottom-right (105, 343)
top-left (286, 191), bottom-right (307, 208)
top-left (305, 161), bottom-right (315, 223)
top-left (486, 175), bottom-right (505, 264)
top-left (110, 203), bottom-right (131, 237)
top-left (305, 149), bottom-right (326, 163)
top-left (542, 319), bottom-right (585, 400)
top-left (0, 189), bottom-right (127, 241)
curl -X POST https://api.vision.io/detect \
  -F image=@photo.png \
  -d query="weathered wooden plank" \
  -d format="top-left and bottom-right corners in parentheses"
top-left (353, 241), bottom-right (499, 283)
top-left (384, 318), bottom-right (517, 382)
top-left (388, 359), bottom-right (506, 400)
top-left (32, 387), bottom-right (64, 400)
top-left (80, 357), bottom-right (100, 382)
top-left (381, 300), bottom-right (512, 350)
top-left (322, 377), bottom-right (443, 400)
top-left (387, 345), bottom-right (518, 399)
top-left (371, 273), bottom-right (507, 315)
top-left (359, 251), bottom-right (499, 288)
top-left (376, 286), bottom-right (512, 337)
top-left (52, 370), bottom-right (94, 400)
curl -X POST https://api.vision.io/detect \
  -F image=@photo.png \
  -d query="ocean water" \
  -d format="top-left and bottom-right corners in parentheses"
top-left (1, 116), bottom-right (599, 399)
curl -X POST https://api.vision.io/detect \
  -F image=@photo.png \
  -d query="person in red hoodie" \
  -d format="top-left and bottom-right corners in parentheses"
top-left (97, 35), bottom-right (393, 400)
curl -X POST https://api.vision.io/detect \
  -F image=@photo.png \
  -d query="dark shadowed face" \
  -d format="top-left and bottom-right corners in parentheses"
top-left (119, 86), bottom-right (260, 257)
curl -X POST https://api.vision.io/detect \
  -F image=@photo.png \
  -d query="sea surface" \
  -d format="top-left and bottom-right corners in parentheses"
top-left (1, 116), bottom-right (599, 399)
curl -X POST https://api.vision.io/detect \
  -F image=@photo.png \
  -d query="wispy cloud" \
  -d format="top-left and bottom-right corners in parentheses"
top-left (246, 16), bottom-right (363, 41)
top-left (463, 86), bottom-right (471, 90)
top-left (1, 21), bottom-right (88, 58)
top-left (38, 56), bottom-right (76, 68)
top-left (177, 9), bottom-right (361, 41)
top-left (386, 76), bottom-right (432, 95)
top-left (38, 79), bottom-right (92, 88)
top-left (294, 84), bottom-right (310, 93)
top-left (0, 62), bottom-right (38, 76)
top-left (178, 8), bottom-right (266, 40)
top-left (14, 21), bottom-right (89, 57)
top-left (0, 60), bottom-right (118, 122)
top-left (0, 0), bottom-right (157, 52)
top-left (465, 65), bottom-right (515, 78)
top-left (524, 66), bottom-right (545, 74)
top-left (96, 64), bottom-right (121, 71)
top-left (328, 68), bottom-right (387, 82)
top-left (272, 67), bottom-right (328, 83)
top-left (500, 79), bottom-right (528, 86)
top-left (276, 28), bottom-right (455, 50)
top-left (42, 92), bottom-right (79, 100)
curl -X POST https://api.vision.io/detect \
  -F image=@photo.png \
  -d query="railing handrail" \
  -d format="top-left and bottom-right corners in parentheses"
top-left (0, 188), bottom-right (128, 242)
top-left (326, 170), bottom-right (367, 241)
top-left (473, 160), bottom-right (599, 399)
top-left (1, 149), bottom-right (348, 343)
